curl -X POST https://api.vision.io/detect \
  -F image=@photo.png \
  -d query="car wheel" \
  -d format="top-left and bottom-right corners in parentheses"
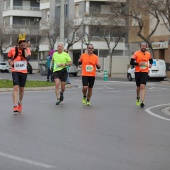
top-left (127, 73), bottom-right (132, 81)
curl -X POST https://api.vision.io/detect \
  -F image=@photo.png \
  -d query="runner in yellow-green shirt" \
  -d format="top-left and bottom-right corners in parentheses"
top-left (50, 42), bottom-right (72, 105)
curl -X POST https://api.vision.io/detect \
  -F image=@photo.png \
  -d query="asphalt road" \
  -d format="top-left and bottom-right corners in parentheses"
top-left (0, 73), bottom-right (170, 170)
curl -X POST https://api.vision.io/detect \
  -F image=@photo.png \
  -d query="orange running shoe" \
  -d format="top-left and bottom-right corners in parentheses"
top-left (18, 102), bottom-right (22, 113)
top-left (13, 106), bottom-right (19, 113)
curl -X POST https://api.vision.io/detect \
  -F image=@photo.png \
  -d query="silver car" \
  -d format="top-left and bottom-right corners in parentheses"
top-left (68, 64), bottom-right (78, 76)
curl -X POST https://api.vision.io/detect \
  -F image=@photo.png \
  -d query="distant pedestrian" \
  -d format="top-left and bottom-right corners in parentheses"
top-left (46, 50), bottom-right (55, 82)
top-left (130, 42), bottom-right (153, 108)
top-left (50, 42), bottom-right (72, 105)
top-left (8, 33), bottom-right (31, 114)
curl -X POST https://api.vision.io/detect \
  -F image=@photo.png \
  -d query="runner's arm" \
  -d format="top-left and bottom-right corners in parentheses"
top-left (50, 60), bottom-right (54, 71)
top-left (149, 58), bottom-right (153, 65)
top-left (130, 58), bottom-right (138, 66)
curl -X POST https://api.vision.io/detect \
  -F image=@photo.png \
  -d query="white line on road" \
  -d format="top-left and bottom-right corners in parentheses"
top-left (145, 103), bottom-right (170, 121)
top-left (0, 151), bottom-right (55, 168)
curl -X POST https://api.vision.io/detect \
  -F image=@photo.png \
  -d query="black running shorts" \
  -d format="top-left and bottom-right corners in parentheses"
top-left (135, 72), bottom-right (148, 86)
top-left (82, 76), bottom-right (95, 88)
top-left (12, 72), bottom-right (27, 87)
top-left (52, 68), bottom-right (68, 82)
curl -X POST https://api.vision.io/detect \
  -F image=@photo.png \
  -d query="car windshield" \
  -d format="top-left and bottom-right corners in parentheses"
top-left (0, 63), bottom-right (7, 65)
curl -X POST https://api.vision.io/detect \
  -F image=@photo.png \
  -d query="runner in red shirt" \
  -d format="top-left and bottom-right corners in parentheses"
top-left (8, 33), bottom-right (31, 114)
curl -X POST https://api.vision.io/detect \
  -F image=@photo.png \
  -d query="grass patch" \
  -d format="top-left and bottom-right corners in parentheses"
top-left (0, 79), bottom-right (54, 88)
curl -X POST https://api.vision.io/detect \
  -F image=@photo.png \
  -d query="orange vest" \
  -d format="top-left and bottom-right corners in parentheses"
top-left (132, 50), bottom-right (152, 72)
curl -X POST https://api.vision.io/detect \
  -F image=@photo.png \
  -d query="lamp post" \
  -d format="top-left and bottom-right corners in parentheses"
top-left (81, 0), bottom-right (85, 54)
top-left (60, 0), bottom-right (65, 43)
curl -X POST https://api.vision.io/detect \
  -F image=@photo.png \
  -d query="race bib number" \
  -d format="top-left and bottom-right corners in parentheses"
top-left (14, 61), bottom-right (27, 70)
top-left (140, 62), bottom-right (148, 69)
top-left (86, 65), bottom-right (93, 72)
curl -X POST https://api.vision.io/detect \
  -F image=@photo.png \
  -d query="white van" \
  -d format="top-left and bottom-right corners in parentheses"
top-left (127, 59), bottom-right (166, 81)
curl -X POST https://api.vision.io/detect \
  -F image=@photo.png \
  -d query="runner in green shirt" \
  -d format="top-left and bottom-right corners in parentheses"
top-left (50, 42), bottom-right (72, 105)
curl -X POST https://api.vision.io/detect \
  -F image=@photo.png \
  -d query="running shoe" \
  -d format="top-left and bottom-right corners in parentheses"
top-left (18, 102), bottom-right (22, 113)
top-left (140, 102), bottom-right (145, 108)
top-left (13, 106), bottom-right (19, 113)
top-left (136, 97), bottom-right (140, 106)
top-left (56, 99), bottom-right (61, 105)
top-left (86, 101), bottom-right (90, 106)
top-left (60, 92), bottom-right (64, 101)
top-left (82, 97), bottom-right (86, 104)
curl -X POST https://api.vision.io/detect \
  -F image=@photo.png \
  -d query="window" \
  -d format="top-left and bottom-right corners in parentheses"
top-left (101, 5), bottom-right (110, 14)
top-left (22, 19), bottom-right (30, 26)
top-left (75, 4), bottom-right (79, 17)
top-left (47, 10), bottom-right (50, 22)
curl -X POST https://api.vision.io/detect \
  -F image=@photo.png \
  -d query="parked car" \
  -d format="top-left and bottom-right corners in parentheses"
top-left (127, 59), bottom-right (166, 81)
top-left (0, 62), bottom-right (9, 73)
top-left (27, 62), bottom-right (32, 74)
top-left (69, 64), bottom-right (78, 76)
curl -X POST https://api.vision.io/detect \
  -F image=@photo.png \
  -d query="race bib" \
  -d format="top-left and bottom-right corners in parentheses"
top-left (14, 61), bottom-right (27, 70)
top-left (86, 65), bottom-right (93, 72)
top-left (140, 62), bottom-right (148, 69)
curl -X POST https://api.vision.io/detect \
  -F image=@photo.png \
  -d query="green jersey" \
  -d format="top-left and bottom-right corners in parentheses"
top-left (52, 51), bottom-right (71, 72)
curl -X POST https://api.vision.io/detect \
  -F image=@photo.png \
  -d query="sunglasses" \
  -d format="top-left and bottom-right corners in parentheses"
top-left (88, 48), bottom-right (94, 49)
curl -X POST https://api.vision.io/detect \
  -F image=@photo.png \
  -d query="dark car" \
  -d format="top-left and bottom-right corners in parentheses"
top-left (27, 62), bottom-right (32, 74)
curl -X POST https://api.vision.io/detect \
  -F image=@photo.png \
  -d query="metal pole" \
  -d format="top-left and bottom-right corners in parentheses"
top-left (81, 0), bottom-right (85, 54)
top-left (60, 0), bottom-right (65, 43)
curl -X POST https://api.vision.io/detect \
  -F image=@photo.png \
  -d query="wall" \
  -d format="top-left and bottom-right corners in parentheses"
top-left (103, 55), bottom-right (129, 74)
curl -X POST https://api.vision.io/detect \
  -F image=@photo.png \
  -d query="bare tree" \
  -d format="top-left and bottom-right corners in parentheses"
top-left (65, 20), bottom-right (82, 50)
top-left (115, 0), bottom-right (161, 58)
top-left (157, 0), bottom-right (170, 32)
top-left (83, 3), bottom-right (126, 76)
top-left (0, 27), bottom-right (20, 61)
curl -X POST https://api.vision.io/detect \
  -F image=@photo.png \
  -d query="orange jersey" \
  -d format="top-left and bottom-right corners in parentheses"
top-left (132, 50), bottom-right (152, 72)
top-left (79, 53), bottom-right (100, 76)
top-left (8, 47), bottom-right (31, 73)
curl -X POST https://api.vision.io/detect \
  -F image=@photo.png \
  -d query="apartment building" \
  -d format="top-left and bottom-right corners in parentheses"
top-left (39, 0), bottom-right (129, 73)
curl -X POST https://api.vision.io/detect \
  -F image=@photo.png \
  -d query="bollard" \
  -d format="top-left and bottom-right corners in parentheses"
top-left (103, 70), bottom-right (108, 81)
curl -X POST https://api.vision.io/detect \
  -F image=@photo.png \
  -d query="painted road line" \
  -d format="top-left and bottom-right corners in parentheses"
top-left (145, 103), bottom-right (170, 121)
top-left (0, 151), bottom-right (55, 168)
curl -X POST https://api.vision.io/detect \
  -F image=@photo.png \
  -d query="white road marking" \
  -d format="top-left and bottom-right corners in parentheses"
top-left (145, 103), bottom-right (170, 121)
top-left (0, 151), bottom-right (55, 168)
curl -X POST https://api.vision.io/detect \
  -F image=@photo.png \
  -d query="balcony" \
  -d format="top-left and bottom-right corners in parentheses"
top-left (3, 6), bottom-right (41, 17)
top-left (74, 15), bottom-right (125, 26)
top-left (5, 24), bottom-right (39, 34)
